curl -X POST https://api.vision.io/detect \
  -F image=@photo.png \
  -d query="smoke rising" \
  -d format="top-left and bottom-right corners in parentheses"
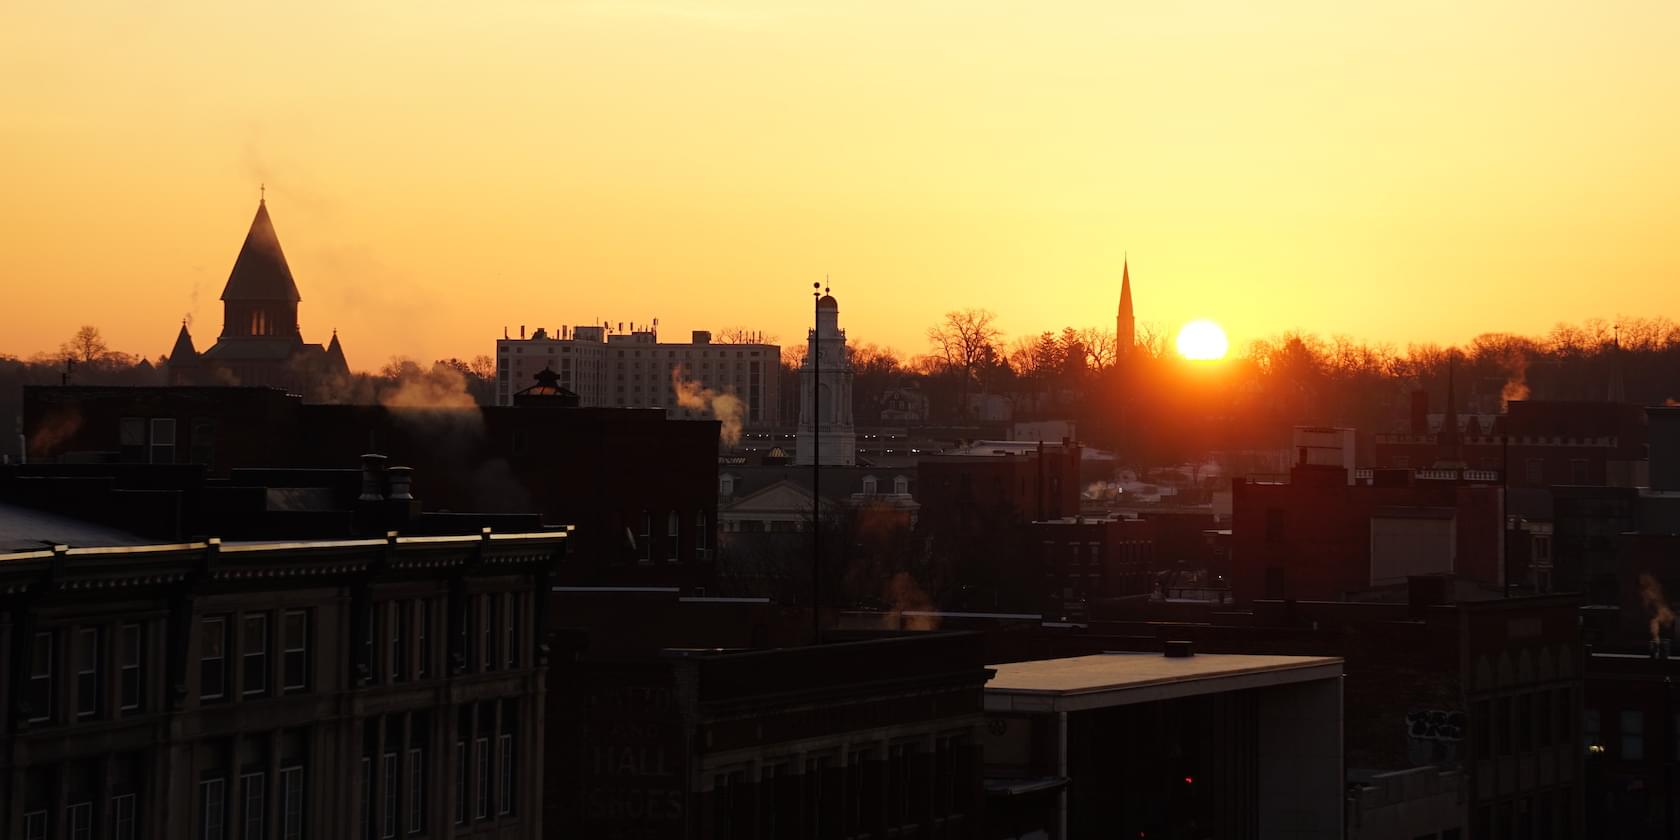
top-left (1499, 354), bottom-right (1530, 410)
top-left (377, 362), bottom-right (530, 512)
top-left (1639, 573), bottom-right (1675, 642)
top-left (883, 572), bottom-right (940, 630)
top-left (671, 368), bottom-right (744, 446)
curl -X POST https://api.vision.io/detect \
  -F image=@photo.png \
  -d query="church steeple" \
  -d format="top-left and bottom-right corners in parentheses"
top-left (220, 198), bottom-right (301, 340)
top-left (1116, 258), bottom-right (1135, 359)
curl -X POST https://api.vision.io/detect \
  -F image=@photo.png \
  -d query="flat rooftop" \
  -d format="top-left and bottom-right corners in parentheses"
top-left (0, 501), bottom-right (148, 553)
top-left (986, 652), bottom-right (1342, 713)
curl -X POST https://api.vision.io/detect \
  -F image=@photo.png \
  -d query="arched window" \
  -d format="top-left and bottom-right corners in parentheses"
top-left (666, 511), bottom-right (680, 562)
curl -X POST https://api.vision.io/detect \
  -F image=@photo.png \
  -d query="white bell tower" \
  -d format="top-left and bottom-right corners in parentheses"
top-left (795, 290), bottom-right (856, 466)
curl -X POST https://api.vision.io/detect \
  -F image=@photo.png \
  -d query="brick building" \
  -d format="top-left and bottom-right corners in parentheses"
top-left (1029, 515), bottom-right (1154, 620)
top-left (1230, 463), bottom-right (1505, 604)
top-left (548, 632), bottom-right (992, 839)
top-left (0, 518), bottom-right (564, 840)
top-left (1374, 398), bottom-right (1647, 490)
top-left (22, 384), bottom-right (719, 592)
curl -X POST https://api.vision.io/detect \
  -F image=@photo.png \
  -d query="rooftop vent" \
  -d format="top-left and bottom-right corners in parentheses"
top-left (1164, 640), bottom-right (1194, 658)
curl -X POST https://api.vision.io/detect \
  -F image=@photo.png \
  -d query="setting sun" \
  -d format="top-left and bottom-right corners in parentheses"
top-left (1176, 319), bottom-right (1229, 361)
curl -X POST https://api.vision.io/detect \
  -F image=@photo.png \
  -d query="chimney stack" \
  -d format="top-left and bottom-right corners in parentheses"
top-left (358, 454), bottom-right (388, 502)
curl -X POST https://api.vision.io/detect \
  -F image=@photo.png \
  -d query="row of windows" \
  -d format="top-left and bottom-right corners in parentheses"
top-left (119, 416), bottom-right (216, 465)
top-left (18, 755), bottom-right (145, 840)
top-left (200, 766), bottom-right (306, 840)
top-left (502, 344), bottom-right (767, 359)
top-left (635, 510), bottom-right (709, 563)
top-left (200, 610), bottom-right (311, 702)
top-left (1582, 707), bottom-right (1680, 761)
top-left (1472, 687), bottom-right (1574, 760)
top-left (711, 734), bottom-right (973, 839)
top-left (359, 593), bottom-right (528, 684)
top-left (26, 623), bottom-right (147, 724)
top-left (1470, 787), bottom-right (1574, 839)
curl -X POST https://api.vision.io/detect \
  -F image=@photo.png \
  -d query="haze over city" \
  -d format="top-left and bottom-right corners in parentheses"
top-left (5, 0), bottom-right (1679, 368)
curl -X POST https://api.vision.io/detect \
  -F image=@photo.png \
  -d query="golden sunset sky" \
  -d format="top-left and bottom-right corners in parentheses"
top-left (2, 1), bottom-right (1676, 370)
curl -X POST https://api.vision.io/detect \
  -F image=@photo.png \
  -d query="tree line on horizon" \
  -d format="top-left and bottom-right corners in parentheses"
top-left (7, 317), bottom-right (1680, 466)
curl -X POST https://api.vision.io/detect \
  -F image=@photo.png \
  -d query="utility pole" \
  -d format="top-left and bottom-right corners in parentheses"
top-left (811, 282), bottom-right (822, 645)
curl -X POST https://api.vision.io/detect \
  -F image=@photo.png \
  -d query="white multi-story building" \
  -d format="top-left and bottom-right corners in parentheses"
top-left (795, 293), bottom-right (856, 466)
top-left (495, 324), bottom-right (780, 424)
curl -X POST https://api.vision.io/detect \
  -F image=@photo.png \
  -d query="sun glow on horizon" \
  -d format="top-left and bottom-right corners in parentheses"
top-left (1176, 319), bottom-right (1229, 361)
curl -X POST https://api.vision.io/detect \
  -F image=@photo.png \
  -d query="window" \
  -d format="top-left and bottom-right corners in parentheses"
top-left (202, 778), bottom-right (227, 840)
top-left (120, 624), bottom-right (143, 711)
top-left (887, 742), bottom-right (917, 828)
top-left (150, 418), bottom-right (177, 464)
top-left (454, 742), bottom-right (467, 825)
top-left (504, 595), bottom-right (518, 670)
top-left (280, 766), bottom-right (305, 840)
top-left (638, 511), bottom-right (652, 563)
top-left (482, 595), bottom-right (498, 672)
top-left (24, 810), bottom-right (47, 840)
top-left (360, 758), bottom-right (371, 839)
top-left (201, 617), bottom-right (228, 701)
top-left (416, 603), bottom-right (431, 680)
top-left (1526, 458), bottom-right (1544, 485)
top-left (382, 753), bottom-right (398, 838)
top-left (694, 511), bottom-right (708, 562)
top-left (1496, 696), bottom-right (1512, 755)
top-left (68, 801), bottom-right (92, 840)
top-left (75, 626), bottom-right (100, 717)
top-left (1570, 459), bottom-right (1589, 484)
top-left (846, 747), bottom-right (875, 834)
top-left (28, 630), bottom-right (53, 722)
top-left (1584, 709), bottom-right (1601, 752)
top-left (894, 475), bottom-right (909, 495)
top-left (498, 733), bottom-right (515, 815)
top-left (243, 614), bottom-right (268, 696)
top-left (1517, 693), bottom-right (1533, 752)
top-left (242, 772), bottom-right (265, 840)
top-left (191, 417), bottom-right (217, 465)
top-left (114, 794), bottom-right (137, 840)
top-left (120, 417), bottom-right (146, 461)
top-left (282, 611), bottom-right (308, 692)
top-left (475, 737), bottom-right (490, 820)
top-left (862, 475), bottom-right (878, 495)
top-left (666, 511), bottom-right (680, 562)
top-left (388, 602), bottom-right (406, 683)
top-left (407, 748), bottom-right (425, 834)
top-left (719, 474), bottom-right (734, 496)
top-left (1621, 710), bottom-right (1645, 760)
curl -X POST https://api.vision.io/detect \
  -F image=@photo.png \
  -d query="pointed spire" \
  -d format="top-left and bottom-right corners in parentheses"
top-left (325, 329), bottom-right (348, 374)
top-left (221, 198), bottom-right (301, 303)
top-left (169, 321), bottom-right (199, 362)
top-left (1116, 256), bottom-right (1136, 359)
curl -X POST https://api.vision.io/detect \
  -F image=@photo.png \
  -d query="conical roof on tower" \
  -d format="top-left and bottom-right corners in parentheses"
top-left (1118, 259), bottom-right (1133, 320)
top-left (221, 199), bottom-right (301, 303)
top-left (325, 329), bottom-right (348, 374)
top-left (168, 321), bottom-right (199, 362)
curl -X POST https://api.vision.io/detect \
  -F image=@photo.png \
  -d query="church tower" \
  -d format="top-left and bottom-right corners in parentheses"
top-left (1116, 259), bottom-right (1135, 360)
top-left (219, 198), bottom-right (302, 342)
top-left (795, 291), bottom-right (856, 466)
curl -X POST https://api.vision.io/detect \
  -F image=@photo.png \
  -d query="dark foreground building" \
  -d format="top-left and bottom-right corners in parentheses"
top-left (549, 632), bottom-right (993, 840)
top-left (0, 517), bottom-right (564, 839)
top-left (982, 650), bottom-right (1344, 840)
top-left (22, 384), bottom-right (719, 591)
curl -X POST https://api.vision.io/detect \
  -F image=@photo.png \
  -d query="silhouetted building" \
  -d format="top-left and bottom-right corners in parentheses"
top-left (1030, 515), bottom-right (1155, 620)
top-left (797, 292), bottom-right (856, 466)
top-left (167, 199), bottom-right (349, 394)
top-left (548, 632), bottom-right (991, 839)
top-left (1374, 398), bottom-right (1648, 489)
top-left (0, 506), bottom-right (564, 840)
top-left (21, 383), bottom-right (719, 592)
top-left (917, 442), bottom-right (1082, 529)
top-left (1583, 650), bottom-right (1680, 838)
top-left (1230, 463), bottom-right (1505, 603)
top-left (982, 649), bottom-right (1344, 839)
top-left (494, 324), bottom-right (779, 423)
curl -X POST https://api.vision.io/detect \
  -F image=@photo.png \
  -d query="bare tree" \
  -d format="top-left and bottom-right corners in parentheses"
top-left (60, 325), bottom-right (110, 364)
top-left (468, 355), bottom-right (497, 380)
top-left (927, 309), bottom-right (1002, 420)
top-left (716, 326), bottom-right (777, 345)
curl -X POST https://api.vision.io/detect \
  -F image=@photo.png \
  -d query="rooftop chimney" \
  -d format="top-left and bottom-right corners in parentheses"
top-left (692, 330), bottom-right (712, 344)
top-left (358, 454), bottom-right (388, 502)
top-left (387, 466), bottom-right (415, 501)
